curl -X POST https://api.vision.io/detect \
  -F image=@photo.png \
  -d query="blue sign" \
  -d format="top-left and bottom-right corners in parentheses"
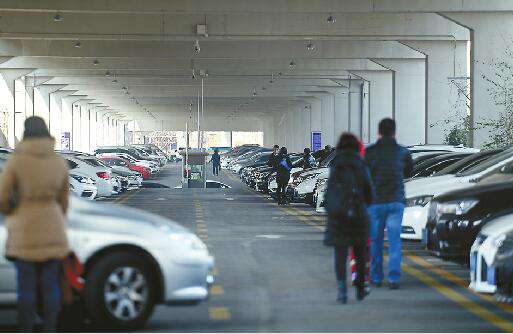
top-left (311, 132), bottom-right (322, 152)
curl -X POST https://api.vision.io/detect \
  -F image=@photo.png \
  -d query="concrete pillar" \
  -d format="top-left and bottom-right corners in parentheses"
top-left (373, 59), bottom-right (426, 145)
top-left (35, 84), bottom-right (66, 131)
top-left (0, 69), bottom-right (34, 147)
top-left (71, 99), bottom-right (93, 151)
top-left (49, 90), bottom-right (77, 149)
top-left (403, 41), bottom-right (468, 144)
top-left (325, 87), bottom-right (351, 142)
top-left (351, 71), bottom-right (394, 143)
top-left (305, 97), bottom-right (322, 151)
top-left (361, 81), bottom-right (371, 142)
top-left (443, 13), bottom-right (512, 147)
top-left (262, 116), bottom-right (275, 147)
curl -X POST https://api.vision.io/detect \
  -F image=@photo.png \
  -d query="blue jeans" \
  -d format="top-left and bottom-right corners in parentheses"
top-left (14, 260), bottom-right (61, 332)
top-left (368, 202), bottom-right (405, 284)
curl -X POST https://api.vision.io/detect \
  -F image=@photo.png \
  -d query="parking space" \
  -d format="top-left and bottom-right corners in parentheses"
top-left (83, 163), bottom-right (513, 332)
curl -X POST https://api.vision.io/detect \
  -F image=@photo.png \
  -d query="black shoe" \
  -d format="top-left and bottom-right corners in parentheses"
top-left (389, 282), bottom-right (400, 290)
top-left (356, 286), bottom-right (366, 301)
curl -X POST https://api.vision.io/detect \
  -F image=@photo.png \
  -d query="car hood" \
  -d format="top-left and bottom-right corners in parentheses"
top-left (405, 174), bottom-right (472, 198)
top-left (436, 181), bottom-right (513, 203)
top-left (481, 213), bottom-right (513, 237)
top-left (69, 197), bottom-right (189, 234)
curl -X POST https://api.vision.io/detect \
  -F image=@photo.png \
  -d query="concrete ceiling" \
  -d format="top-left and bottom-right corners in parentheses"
top-left (0, 1), bottom-right (472, 127)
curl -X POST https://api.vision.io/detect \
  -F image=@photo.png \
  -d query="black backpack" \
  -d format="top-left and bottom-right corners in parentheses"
top-left (325, 165), bottom-right (365, 222)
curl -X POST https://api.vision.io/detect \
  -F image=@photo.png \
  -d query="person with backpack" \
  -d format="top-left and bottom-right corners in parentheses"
top-left (324, 133), bottom-right (373, 304)
top-left (276, 147), bottom-right (292, 205)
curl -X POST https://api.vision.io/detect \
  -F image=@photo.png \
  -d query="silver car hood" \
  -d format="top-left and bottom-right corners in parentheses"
top-left (69, 197), bottom-right (189, 234)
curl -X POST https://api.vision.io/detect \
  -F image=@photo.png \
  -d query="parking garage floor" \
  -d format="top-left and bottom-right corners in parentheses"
top-left (2, 163), bottom-right (513, 332)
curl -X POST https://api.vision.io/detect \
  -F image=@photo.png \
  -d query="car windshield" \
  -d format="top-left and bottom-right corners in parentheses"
top-left (319, 150), bottom-right (336, 168)
top-left (433, 150), bottom-right (503, 176)
top-left (456, 148), bottom-right (513, 177)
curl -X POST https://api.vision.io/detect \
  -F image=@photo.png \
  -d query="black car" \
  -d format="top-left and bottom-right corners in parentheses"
top-left (411, 152), bottom-right (472, 178)
top-left (426, 179), bottom-right (513, 259)
top-left (494, 230), bottom-right (513, 303)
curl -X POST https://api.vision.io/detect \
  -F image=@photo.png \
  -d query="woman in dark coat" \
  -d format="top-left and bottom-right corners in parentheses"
top-left (324, 133), bottom-right (373, 304)
top-left (276, 147), bottom-right (292, 205)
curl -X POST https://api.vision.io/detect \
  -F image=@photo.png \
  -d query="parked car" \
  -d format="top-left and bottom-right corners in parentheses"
top-left (494, 230), bottom-right (513, 303)
top-left (407, 144), bottom-right (479, 160)
top-left (0, 197), bottom-right (214, 329)
top-left (425, 178), bottom-right (513, 260)
top-left (432, 149), bottom-right (505, 177)
top-left (69, 172), bottom-right (97, 200)
top-left (95, 146), bottom-right (162, 167)
top-left (98, 152), bottom-right (158, 175)
top-left (63, 154), bottom-right (116, 198)
top-left (469, 211), bottom-right (513, 293)
top-left (99, 155), bottom-right (150, 181)
top-left (402, 148), bottom-right (513, 240)
top-left (410, 152), bottom-right (472, 179)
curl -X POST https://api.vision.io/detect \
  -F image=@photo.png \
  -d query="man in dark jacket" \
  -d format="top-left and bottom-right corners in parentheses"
top-left (300, 147), bottom-right (316, 170)
top-left (211, 149), bottom-right (221, 176)
top-left (364, 118), bottom-right (413, 290)
top-left (267, 145), bottom-right (280, 171)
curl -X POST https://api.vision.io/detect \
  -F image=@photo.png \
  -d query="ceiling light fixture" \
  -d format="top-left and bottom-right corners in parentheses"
top-left (73, 41), bottom-right (82, 48)
top-left (289, 60), bottom-right (296, 69)
top-left (53, 13), bottom-right (64, 22)
top-left (93, 59), bottom-right (99, 66)
top-left (122, 86), bottom-right (127, 90)
top-left (306, 41), bottom-right (316, 52)
top-left (111, 78), bottom-right (118, 83)
top-left (105, 70), bottom-right (111, 77)
top-left (327, 14), bottom-right (336, 24)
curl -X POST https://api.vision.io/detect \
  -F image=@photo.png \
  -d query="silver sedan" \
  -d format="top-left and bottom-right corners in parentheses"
top-left (0, 197), bottom-right (214, 329)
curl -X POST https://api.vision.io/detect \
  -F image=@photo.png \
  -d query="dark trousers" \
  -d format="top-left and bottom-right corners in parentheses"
top-left (14, 260), bottom-right (61, 332)
top-left (334, 244), bottom-right (367, 289)
top-left (213, 165), bottom-right (220, 175)
top-left (277, 178), bottom-right (289, 204)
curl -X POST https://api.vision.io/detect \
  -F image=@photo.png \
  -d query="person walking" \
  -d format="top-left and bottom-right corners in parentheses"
top-left (300, 147), bottom-right (316, 170)
top-left (267, 144), bottom-right (280, 171)
top-left (364, 118), bottom-right (413, 289)
top-left (276, 147), bottom-right (292, 205)
top-left (211, 149), bottom-right (221, 176)
top-left (324, 133), bottom-right (373, 303)
top-left (0, 116), bottom-right (70, 332)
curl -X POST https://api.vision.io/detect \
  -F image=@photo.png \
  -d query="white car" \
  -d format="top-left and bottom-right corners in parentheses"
top-left (402, 149), bottom-right (513, 240)
top-left (0, 197), bottom-right (214, 329)
top-left (469, 213), bottom-right (513, 293)
top-left (69, 172), bottom-right (97, 200)
top-left (63, 155), bottom-right (116, 198)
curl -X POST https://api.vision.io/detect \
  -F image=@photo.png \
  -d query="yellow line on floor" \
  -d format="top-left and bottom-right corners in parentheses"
top-left (210, 285), bottom-right (225, 296)
top-left (115, 189), bottom-right (142, 204)
top-left (404, 264), bottom-right (513, 332)
top-left (209, 307), bottom-right (231, 320)
top-left (281, 202), bottom-right (513, 331)
top-left (407, 253), bottom-right (513, 317)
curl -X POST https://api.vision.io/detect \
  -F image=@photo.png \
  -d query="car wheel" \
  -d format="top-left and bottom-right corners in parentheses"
top-left (84, 251), bottom-right (157, 330)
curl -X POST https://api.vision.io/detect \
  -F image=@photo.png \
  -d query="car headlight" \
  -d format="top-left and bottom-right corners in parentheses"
top-left (494, 234), bottom-right (507, 249)
top-left (169, 233), bottom-right (207, 252)
top-left (436, 199), bottom-right (479, 216)
top-left (71, 174), bottom-right (95, 184)
top-left (406, 195), bottom-right (433, 207)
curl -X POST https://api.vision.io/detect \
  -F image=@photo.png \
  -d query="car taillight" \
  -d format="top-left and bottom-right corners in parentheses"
top-left (97, 171), bottom-right (109, 179)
